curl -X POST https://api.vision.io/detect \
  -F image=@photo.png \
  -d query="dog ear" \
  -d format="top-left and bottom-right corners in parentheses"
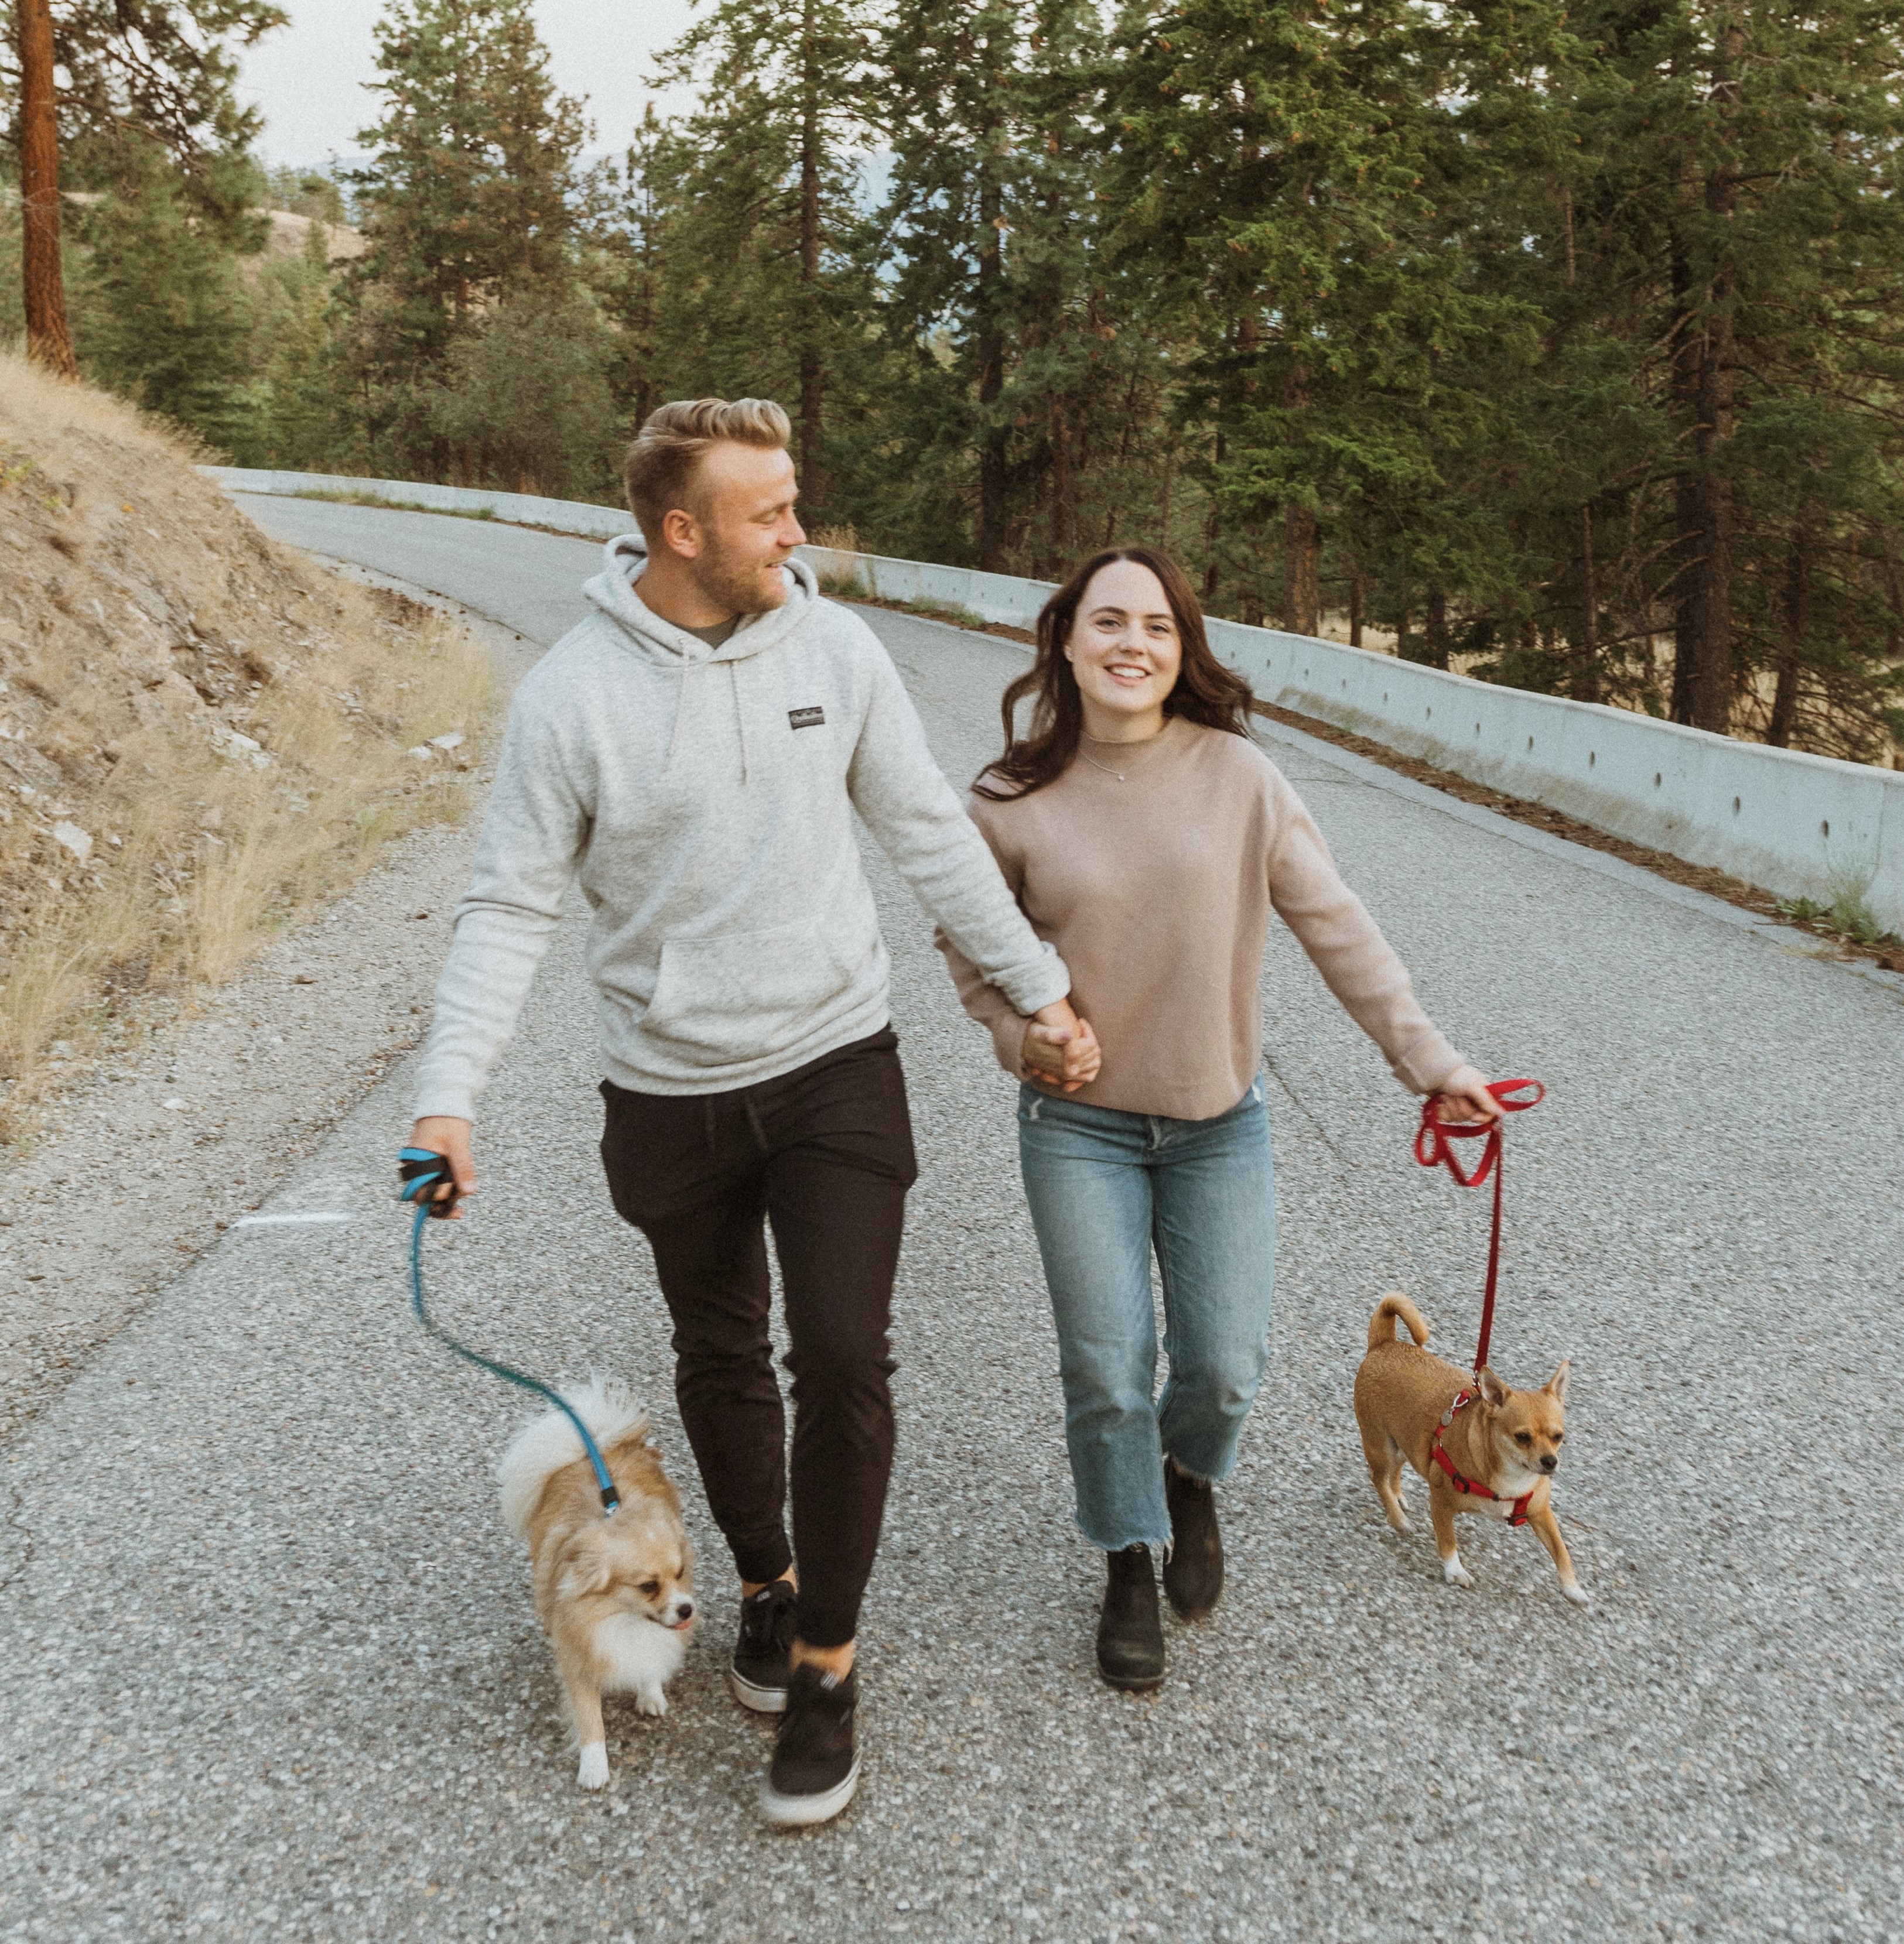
top-left (557, 1531), bottom-right (614, 1600)
top-left (1544, 1358), bottom-right (1571, 1404)
top-left (1476, 1366), bottom-right (1510, 1409)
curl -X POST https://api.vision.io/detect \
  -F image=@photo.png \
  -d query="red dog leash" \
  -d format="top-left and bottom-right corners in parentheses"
top-left (1413, 1078), bottom-right (1545, 1373)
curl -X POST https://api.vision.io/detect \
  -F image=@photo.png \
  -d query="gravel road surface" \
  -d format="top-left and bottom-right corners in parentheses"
top-left (2, 497), bottom-right (1898, 1944)
top-left (0, 579), bottom-right (540, 1454)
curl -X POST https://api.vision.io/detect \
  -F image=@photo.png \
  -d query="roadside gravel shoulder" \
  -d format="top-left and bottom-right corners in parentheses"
top-left (0, 574), bottom-right (533, 1450)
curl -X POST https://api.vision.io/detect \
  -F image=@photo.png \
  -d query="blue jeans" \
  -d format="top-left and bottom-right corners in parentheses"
top-left (1016, 1079), bottom-right (1276, 1552)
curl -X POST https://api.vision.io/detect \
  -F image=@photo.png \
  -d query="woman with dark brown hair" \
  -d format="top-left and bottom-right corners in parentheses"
top-left (937, 546), bottom-right (1500, 1690)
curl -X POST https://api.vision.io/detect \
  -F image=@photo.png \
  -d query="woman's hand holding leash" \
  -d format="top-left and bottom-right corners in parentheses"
top-left (1432, 1064), bottom-right (1500, 1125)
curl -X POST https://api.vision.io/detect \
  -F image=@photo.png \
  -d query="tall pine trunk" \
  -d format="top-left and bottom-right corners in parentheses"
top-left (1424, 590), bottom-right (1451, 669)
top-left (1282, 361), bottom-right (1319, 634)
top-left (1575, 501), bottom-right (1602, 704)
top-left (1050, 398), bottom-right (1075, 569)
top-left (1284, 504), bottom-right (1320, 635)
top-left (19, 0), bottom-right (78, 380)
top-left (1670, 28), bottom-right (1742, 735)
top-left (1202, 430), bottom-right (1225, 604)
top-left (1768, 512), bottom-right (1810, 747)
top-left (1669, 206), bottom-right (1701, 725)
top-left (797, 0), bottom-right (825, 518)
top-left (975, 42), bottom-right (1007, 573)
top-left (1686, 157), bottom-right (1738, 733)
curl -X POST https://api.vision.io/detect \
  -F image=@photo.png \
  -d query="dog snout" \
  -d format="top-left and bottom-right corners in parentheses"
top-left (1539, 1453), bottom-right (1558, 1474)
top-left (665, 1596), bottom-right (696, 1628)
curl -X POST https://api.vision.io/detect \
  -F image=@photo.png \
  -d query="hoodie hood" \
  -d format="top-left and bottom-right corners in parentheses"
top-left (583, 532), bottom-right (819, 668)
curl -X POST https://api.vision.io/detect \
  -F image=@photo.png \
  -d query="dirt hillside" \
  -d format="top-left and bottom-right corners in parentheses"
top-left (0, 352), bottom-right (492, 1136)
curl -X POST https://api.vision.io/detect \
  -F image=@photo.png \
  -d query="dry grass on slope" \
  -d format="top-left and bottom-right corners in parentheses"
top-left (0, 353), bottom-right (494, 1142)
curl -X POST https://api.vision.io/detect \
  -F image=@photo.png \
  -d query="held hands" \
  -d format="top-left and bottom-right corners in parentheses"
top-left (408, 1115), bottom-right (477, 1217)
top-left (1020, 998), bottom-right (1102, 1094)
top-left (1431, 1064), bottom-right (1500, 1125)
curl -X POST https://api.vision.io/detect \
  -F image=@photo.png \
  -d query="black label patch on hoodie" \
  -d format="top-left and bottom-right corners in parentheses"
top-left (788, 706), bottom-right (825, 731)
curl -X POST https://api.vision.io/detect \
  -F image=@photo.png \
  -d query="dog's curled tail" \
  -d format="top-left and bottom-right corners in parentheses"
top-left (1368, 1291), bottom-right (1431, 1349)
top-left (495, 1377), bottom-right (650, 1538)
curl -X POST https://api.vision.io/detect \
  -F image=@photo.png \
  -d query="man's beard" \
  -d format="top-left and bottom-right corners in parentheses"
top-left (694, 538), bottom-right (789, 617)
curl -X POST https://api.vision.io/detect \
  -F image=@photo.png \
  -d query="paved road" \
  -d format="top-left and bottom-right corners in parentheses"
top-left (3, 497), bottom-right (1899, 1943)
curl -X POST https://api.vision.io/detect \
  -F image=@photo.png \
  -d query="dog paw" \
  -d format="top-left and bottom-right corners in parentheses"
top-left (1386, 1512), bottom-right (1413, 1537)
top-left (1441, 1558), bottom-right (1475, 1589)
top-left (576, 1742), bottom-right (610, 1790)
top-left (1561, 1581), bottom-right (1593, 1610)
top-left (632, 1685), bottom-right (668, 1718)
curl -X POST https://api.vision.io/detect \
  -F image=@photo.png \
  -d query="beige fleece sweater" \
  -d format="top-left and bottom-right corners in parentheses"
top-left (936, 717), bottom-right (1463, 1120)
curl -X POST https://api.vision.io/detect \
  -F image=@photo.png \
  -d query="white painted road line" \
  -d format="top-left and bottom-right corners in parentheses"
top-left (231, 1211), bottom-right (357, 1227)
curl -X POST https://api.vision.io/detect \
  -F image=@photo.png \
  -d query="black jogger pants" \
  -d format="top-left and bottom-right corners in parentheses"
top-left (599, 1026), bottom-right (917, 1649)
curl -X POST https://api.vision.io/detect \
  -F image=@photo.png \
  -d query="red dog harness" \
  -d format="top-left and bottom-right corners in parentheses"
top-left (1429, 1390), bottom-right (1532, 1525)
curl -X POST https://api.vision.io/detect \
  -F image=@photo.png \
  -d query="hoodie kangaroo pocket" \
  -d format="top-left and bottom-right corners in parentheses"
top-left (641, 920), bottom-right (857, 1063)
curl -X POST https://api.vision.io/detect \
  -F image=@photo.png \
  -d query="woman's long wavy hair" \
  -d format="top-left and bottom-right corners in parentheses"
top-left (973, 545), bottom-right (1256, 801)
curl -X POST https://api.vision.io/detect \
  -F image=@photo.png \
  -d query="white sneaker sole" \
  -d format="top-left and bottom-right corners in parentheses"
top-left (729, 1664), bottom-right (788, 1714)
top-left (760, 1754), bottom-right (861, 1828)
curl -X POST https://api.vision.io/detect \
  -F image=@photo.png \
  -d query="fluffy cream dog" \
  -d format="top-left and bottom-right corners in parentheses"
top-left (497, 1380), bottom-right (696, 1788)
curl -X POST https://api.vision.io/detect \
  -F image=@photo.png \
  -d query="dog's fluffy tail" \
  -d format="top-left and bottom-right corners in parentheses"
top-left (1368, 1291), bottom-right (1431, 1349)
top-left (495, 1377), bottom-right (650, 1538)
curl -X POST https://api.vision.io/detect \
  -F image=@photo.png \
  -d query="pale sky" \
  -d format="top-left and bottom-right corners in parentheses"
top-left (238, 0), bottom-right (701, 167)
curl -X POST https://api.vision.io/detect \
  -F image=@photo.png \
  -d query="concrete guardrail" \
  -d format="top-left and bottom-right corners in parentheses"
top-left (207, 467), bottom-right (634, 541)
top-left (207, 467), bottom-right (1904, 933)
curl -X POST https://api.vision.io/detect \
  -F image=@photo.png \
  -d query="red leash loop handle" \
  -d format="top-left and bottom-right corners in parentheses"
top-left (1413, 1079), bottom-right (1544, 1374)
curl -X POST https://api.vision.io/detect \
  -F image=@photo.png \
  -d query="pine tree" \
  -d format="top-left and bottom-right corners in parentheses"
top-left (66, 137), bottom-right (259, 449)
top-left (230, 215), bottom-right (347, 469)
top-left (1455, 1), bottom-right (1904, 749)
top-left (1101, 0), bottom-right (1547, 634)
top-left (877, 0), bottom-right (1028, 568)
top-left (430, 295), bottom-right (617, 499)
top-left (641, 0), bottom-right (875, 523)
top-left (343, 0), bottom-right (592, 474)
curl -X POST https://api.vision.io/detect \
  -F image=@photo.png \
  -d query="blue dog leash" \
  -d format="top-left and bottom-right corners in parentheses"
top-left (396, 1147), bottom-right (621, 1515)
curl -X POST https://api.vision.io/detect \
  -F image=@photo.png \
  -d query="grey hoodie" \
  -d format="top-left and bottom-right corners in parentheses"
top-left (412, 536), bottom-right (1070, 1119)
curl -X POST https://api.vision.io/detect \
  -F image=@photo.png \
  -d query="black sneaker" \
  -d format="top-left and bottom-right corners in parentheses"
top-left (761, 1663), bottom-right (861, 1827)
top-left (1162, 1462), bottom-right (1224, 1620)
top-left (730, 1577), bottom-right (797, 1714)
top-left (1096, 1543), bottom-right (1165, 1690)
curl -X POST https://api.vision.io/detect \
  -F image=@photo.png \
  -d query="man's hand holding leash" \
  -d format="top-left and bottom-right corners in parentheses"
top-left (406, 1115), bottom-right (475, 1216)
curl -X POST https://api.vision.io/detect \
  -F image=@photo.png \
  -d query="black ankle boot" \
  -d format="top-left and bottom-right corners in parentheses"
top-left (1162, 1462), bottom-right (1224, 1620)
top-left (1096, 1543), bottom-right (1165, 1690)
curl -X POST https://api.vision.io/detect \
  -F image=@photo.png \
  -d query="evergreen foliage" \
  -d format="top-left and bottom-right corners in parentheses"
top-left (339, 0), bottom-right (594, 476)
top-left (6, 0), bottom-right (1902, 757)
top-left (0, 0), bottom-right (288, 165)
top-left (66, 139), bottom-right (262, 450)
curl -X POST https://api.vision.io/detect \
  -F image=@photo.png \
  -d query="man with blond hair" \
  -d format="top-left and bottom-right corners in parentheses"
top-left (407, 398), bottom-right (1098, 1825)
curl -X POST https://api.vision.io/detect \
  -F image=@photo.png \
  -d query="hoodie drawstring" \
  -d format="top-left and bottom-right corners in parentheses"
top-left (666, 665), bottom-right (691, 768)
top-left (730, 662), bottom-right (750, 783)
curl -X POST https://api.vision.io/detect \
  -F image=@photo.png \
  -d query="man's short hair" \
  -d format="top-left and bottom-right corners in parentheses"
top-left (623, 397), bottom-right (791, 540)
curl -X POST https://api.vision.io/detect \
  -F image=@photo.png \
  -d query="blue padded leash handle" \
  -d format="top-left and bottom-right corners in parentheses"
top-left (396, 1149), bottom-right (621, 1515)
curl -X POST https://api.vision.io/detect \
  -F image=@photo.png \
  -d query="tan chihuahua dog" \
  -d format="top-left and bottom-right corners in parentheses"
top-left (1353, 1292), bottom-right (1588, 1607)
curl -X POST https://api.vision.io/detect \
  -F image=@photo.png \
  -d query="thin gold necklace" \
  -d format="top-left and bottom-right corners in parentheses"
top-left (1081, 723), bottom-right (1164, 781)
